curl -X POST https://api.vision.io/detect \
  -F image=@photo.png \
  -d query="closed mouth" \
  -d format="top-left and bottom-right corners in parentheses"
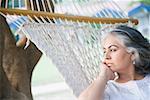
top-left (106, 63), bottom-right (112, 67)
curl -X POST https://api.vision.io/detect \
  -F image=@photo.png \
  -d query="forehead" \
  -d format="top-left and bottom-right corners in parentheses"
top-left (102, 34), bottom-right (124, 49)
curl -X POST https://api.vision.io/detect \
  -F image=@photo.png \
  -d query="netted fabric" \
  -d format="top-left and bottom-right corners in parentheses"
top-left (0, 0), bottom-right (138, 97)
top-left (21, 22), bottom-right (131, 96)
top-left (21, 23), bottom-right (103, 95)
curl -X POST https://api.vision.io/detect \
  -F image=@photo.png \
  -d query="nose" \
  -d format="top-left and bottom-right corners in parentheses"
top-left (102, 52), bottom-right (111, 64)
top-left (103, 52), bottom-right (111, 61)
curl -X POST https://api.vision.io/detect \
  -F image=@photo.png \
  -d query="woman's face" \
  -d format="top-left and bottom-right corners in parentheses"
top-left (102, 34), bottom-right (133, 73)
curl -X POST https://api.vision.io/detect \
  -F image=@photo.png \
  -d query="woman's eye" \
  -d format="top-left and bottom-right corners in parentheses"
top-left (110, 49), bottom-right (117, 52)
top-left (103, 51), bottom-right (106, 54)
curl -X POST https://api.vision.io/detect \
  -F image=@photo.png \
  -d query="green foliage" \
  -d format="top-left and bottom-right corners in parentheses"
top-left (129, 0), bottom-right (150, 6)
top-left (139, 0), bottom-right (150, 5)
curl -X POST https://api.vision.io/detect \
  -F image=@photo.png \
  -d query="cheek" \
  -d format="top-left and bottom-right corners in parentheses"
top-left (112, 51), bottom-right (131, 68)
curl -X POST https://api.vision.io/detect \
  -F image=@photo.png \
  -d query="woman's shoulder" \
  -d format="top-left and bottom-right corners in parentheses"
top-left (138, 74), bottom-right (150, 84)
top-left (104, 75), bottom-right (150, 100)
top-left (136, 74), bottom-right (150, 84)
top-left (104, 74), bottom-right (150, 96)
top-left (106, 74), bottom-right (150, 90)
top-left (146, 74), bottom-right (150, 79)
top-left (144, 74), bottom-right (150, 80)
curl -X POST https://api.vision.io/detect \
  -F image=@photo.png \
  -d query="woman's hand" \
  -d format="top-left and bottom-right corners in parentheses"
top-left (98, 62), bottom-right (116, 81)
top-left (78, 62), bottom-right (116, 100)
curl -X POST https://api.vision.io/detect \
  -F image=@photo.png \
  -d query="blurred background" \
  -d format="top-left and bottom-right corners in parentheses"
top-left (31, 55), bottom-right (76, 100)
top-left (5, 0), bottom-right (150, 100)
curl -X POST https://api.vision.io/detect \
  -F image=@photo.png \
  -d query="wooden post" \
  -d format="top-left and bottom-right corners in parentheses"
top-left (0, 8), bottom-right (139, 25)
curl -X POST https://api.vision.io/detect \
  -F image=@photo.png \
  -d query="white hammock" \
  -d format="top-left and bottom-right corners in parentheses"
top-left (22, 23), bottom-right (103, 96)
top-left (0, 0), bottom-right (138, 96)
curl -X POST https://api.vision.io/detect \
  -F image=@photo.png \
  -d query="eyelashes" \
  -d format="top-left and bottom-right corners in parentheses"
top-left (103, 48), bottom-right (117, 55)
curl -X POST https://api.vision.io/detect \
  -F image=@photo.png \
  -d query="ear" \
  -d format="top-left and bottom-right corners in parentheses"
top-left (130, 51), bottom-right (136, 61)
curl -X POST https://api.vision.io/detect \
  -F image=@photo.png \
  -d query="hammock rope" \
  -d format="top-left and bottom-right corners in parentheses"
top-left (0, 0), bottom-right (138, 96)
top-left (22, 23), bottom-right (103, 95)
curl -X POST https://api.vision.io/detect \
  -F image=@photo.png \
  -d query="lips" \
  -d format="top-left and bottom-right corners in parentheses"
top-left (106, 63), bottom-right (112, 67)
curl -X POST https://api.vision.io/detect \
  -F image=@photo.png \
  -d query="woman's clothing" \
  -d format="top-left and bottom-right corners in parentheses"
top-left (104, 74), bottom-right (150, 100)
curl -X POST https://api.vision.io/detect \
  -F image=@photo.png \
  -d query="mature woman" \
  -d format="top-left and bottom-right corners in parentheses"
top-left (78, 25), bottom-right (150, 100)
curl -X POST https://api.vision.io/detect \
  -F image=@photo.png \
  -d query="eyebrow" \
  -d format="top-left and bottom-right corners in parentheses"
top-left (103, 45), bottom-right (119, 49)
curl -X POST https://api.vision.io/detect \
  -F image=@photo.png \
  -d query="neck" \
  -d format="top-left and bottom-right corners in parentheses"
top-left (116, 72), bottom-right (144, 83)
top-left (115, 64), bottom-right (144, 83)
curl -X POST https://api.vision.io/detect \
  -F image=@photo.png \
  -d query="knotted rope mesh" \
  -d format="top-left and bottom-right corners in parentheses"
top-left (22, 23), bottom-right (101, 95)
top-left (0, 0), bottom-right (137, 96)
top-left (21, 23), bottom-right (130, 96)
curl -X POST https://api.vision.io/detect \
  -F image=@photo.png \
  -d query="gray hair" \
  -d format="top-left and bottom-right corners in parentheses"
top-left (101, 25), bottom-right (150, 76)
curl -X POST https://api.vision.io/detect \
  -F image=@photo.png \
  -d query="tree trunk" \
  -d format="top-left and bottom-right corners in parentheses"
top-left (0, 13), bottom-right (42, 100)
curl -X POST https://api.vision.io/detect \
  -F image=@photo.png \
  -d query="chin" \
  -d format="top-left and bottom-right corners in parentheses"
top-left (110, 68), bottom-right (117, 72)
